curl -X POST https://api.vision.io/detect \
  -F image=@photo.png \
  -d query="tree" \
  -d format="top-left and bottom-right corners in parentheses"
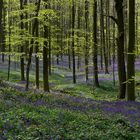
top-left (114, 0), bottom-right (126, 99)
top-left (85, 0), bottom-right (89, 82)
top-left (43, 0), bottom-right (50, 92)
top-left (72, 0), bottom-right (76, 84)
top-left (19, 0), bottom-right (25, 81)
top-left (26, 0), bottom-right (41, 90)
top-left (93, 0), bottom-right (99, 87)
top-left (35, 0), bottom-right (40, 89)
top-left (7, 0), bottom-right (11, 81)
top-left (126, 0), bottom-right (135, 101)
top-left (0, 0), bottom-right (3, 61)
top-left (100, 0), bottom-right (109, 74)
top-left (0, 0), bottom-right (5, 63)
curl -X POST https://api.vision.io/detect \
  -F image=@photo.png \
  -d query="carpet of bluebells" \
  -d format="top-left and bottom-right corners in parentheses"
top-left (0, 86), bottom-right (140, 140)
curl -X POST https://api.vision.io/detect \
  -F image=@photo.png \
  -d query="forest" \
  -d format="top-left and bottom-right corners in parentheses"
top-left (0, 0), bottom-right (140, 139)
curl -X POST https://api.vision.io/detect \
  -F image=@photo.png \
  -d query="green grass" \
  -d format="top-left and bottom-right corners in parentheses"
top-left (0, 69), bottom-right (119, 101)
top-left (0, 62), bottom-right (140, 139)
top-left (0, 70), bottom-right (20, 82)
top-left (0, 87), bottom-right (140, 139)
top-left (1, 68), bottom-right (140, 102)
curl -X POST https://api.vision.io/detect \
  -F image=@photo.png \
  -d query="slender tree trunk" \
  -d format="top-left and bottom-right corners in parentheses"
top-left (2, 6), bottom-right (6, 63)
top-left (135, 5), bottom-right (139, 56)
top-left (93, 0), bottom-right (99, 87)
top-left (43, 26), bottom-right (50, 92)
top-left (35, 13), bottom-right (39, 89)
top-left (112, 3), bottom-right (116, 86)
top-left (100, 0), bottom-right (109, 74)
top-left (68, 5), bottom-right (71, 69)
top-left (126, 0), bottom-right (135, 101)
top-left (72, 0), bottom-right (76, 83)
top-left (7, 0), bottom-right (11, 81)
top-left (85, 0), bottom-right (89, 81)
top-left (77, 5), bottom-right (81, 70)
top-left (0, 0), bottom-right (3, 61)
top-left (99, 1), bottom-right (103, 70)
top-left (0, 0), bottom-right (6, 63)
top-left (19, 0), bottom-right (25, 81)
top-left (48, 27), bottom-right (52, 75)
top-left (26, 0), bottom-right (41, 90)
top-left (43, 1), bottom-right (50, 92)
top-left (48, 2), bottom-right (52, 75)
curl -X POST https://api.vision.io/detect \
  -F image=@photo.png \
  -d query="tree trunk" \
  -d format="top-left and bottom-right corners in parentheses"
top-left (100, 0), bottom-right (109, 74)
top-left (0, 0), bottom-right (6, 63)
top-left (85, 0), bottom-right (89, 81)
top-left (126, 0), bottom-right (135, 101)
top-left (93, 0), bottom-right (99, 87)
top-left (115, 0), bottom-right (126, 99)
top-left (43, 2), bottom-right (50, 92)
top-left (0, 0), bottom-right (3, 61)
top-left (72, 0), bottom-right (76, 83)
top-left (26, 0), bottom-right (41, 90)
top-left (35, 11), bottom-right (39, 89)
top-left (7, 0), bottom-right (11, 81)
top-left (19, 0), bottom-right (25, 81)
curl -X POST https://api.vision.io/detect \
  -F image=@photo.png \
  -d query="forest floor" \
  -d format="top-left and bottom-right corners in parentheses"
top-left (0, 85), bottom-right (140, 139)
top-left (0, 56), bottom-right (140, 100)
top-left (0, 56), bottom-right (140, 139)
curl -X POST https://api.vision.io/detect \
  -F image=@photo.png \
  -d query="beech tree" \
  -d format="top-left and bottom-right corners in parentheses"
top-left (93, 0), bottom-right (99, 87)
top-left (0, 0), bottom-right (5, 63)
top-left (126, 0), bottom-right (135, 101)
top-left (72, 0), bottom-right (76, 84)
top-left (19, 0), bottom-right (25, 81)
top-left (43, 0), bottom-right (50, 92)
top-left (114, 0), bottom-right (126, 99)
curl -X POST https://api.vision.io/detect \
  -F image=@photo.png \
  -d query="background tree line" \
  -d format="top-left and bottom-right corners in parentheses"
top-left (0, 0), bottom-right (137, 101)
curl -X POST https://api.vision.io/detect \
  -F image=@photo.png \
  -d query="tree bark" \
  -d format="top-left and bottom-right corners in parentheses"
top-left (115, 0), bottom-right (126, 99)
top-left (43, 1), bottom-right (50, 92)
top-left (126, 0), bottom-right (135, 101)
top-left (100, 0), bottom-right (109, 74)
top-left (93, 0), bottom-right (99, 87)
top-left (26, 0), bottom-right (41, 90)
top-left (85, 0), bottom-right (89, 81)
top-left (19, 0), bottom-right (25, 81)
top-left (72, 0), bottom-right (76, 83)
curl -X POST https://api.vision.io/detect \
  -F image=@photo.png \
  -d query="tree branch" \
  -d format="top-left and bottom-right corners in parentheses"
top-left (108, 16), bottom-right (118, 25)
